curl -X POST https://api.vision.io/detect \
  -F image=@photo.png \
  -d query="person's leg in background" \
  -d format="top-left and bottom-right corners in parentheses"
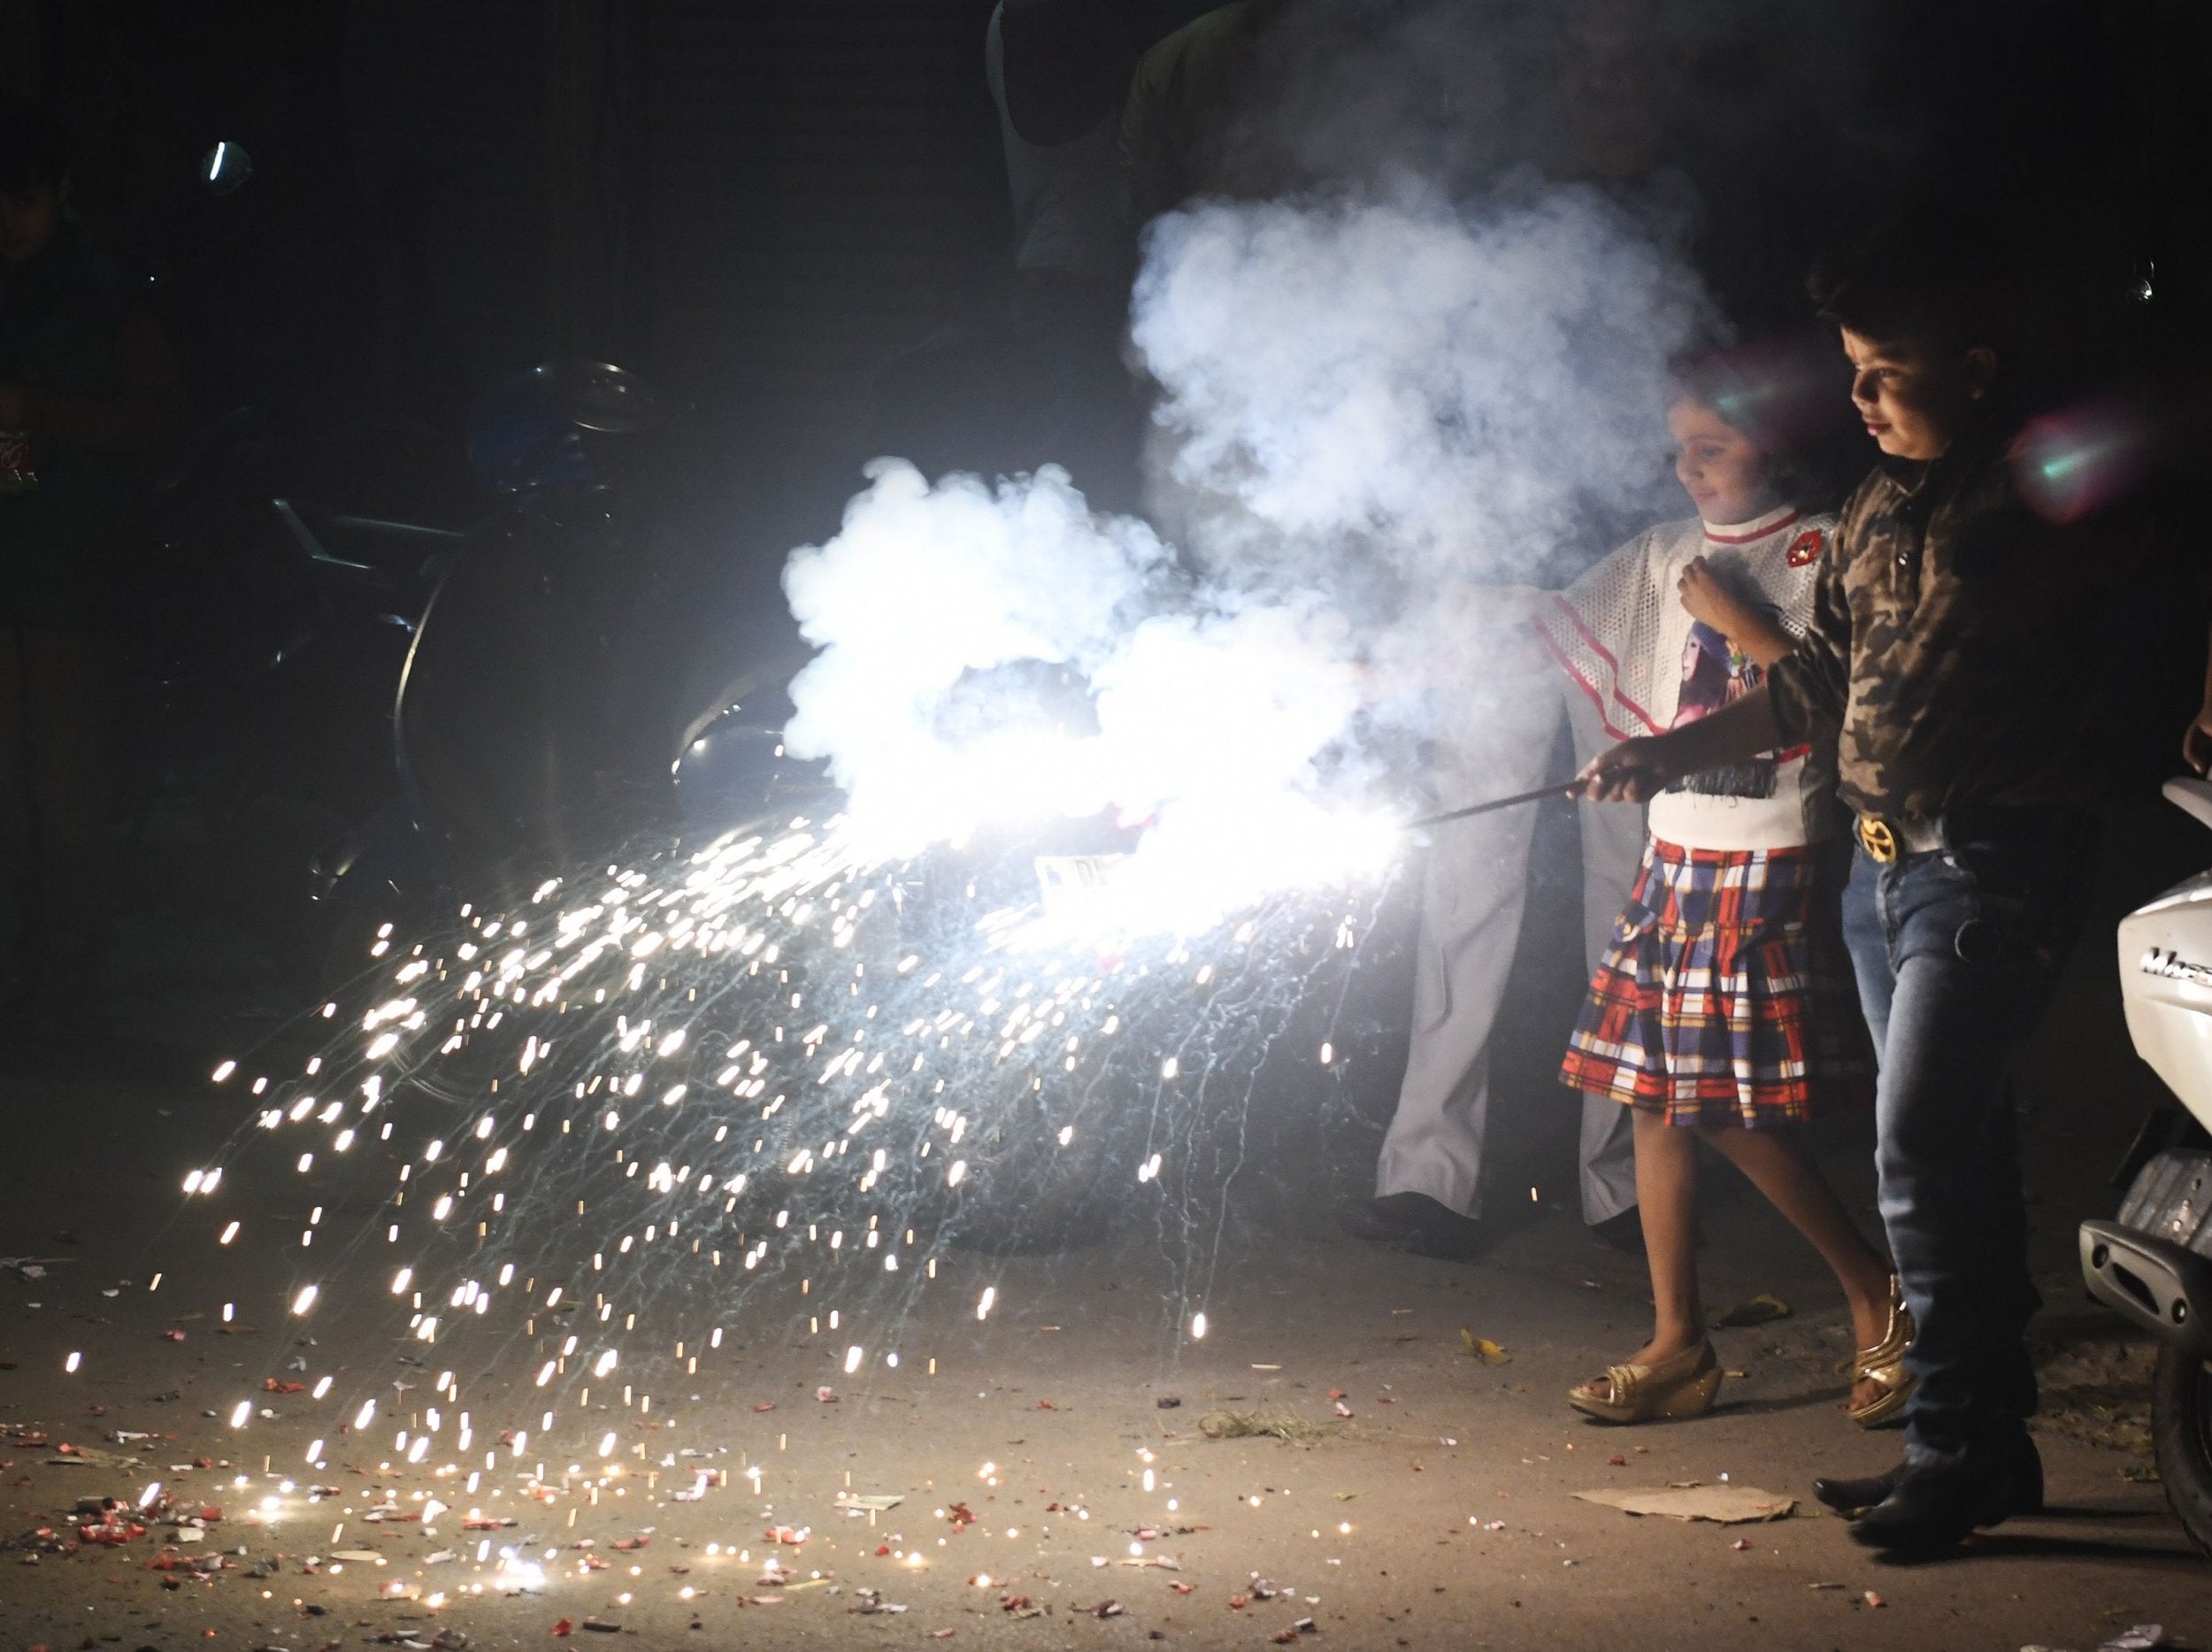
top-left (1355, 667), bottom-right (1563, 1258)
top-left (1564, 686), bottom-right (1644, 1240)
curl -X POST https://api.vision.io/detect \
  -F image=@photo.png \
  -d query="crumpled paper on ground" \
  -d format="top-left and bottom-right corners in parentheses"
top-left (2023, 1627), bottom-right (2174, 1652)
top-left (1459, 1326), bottom-right (1510, 1365)
top-left (1572, 1483), bottom-right (1795, 1523)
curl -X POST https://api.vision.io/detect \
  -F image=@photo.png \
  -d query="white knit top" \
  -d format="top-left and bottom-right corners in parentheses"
top-left (1535, 503), bottom-right (1838, 852)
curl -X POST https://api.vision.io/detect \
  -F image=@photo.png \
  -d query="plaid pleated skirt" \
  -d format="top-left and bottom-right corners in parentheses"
top-left (1560, 836), bottom-right (1872, 1127)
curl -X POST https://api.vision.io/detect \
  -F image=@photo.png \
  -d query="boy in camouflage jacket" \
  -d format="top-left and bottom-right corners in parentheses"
top-left (1578, 212), bottom-right (2212, 1556)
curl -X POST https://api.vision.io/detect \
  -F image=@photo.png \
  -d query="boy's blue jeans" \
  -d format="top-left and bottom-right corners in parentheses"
top-left (1841, 849), bottom-right (1893, 1051)
top-left (1839, 818), bottom-right (2094, 1469)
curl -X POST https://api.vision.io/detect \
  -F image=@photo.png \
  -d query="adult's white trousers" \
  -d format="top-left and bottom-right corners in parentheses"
top-left (1375, 677), bottom-right (1643, 1223)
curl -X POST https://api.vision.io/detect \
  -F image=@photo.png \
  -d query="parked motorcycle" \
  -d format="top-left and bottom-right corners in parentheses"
top-left (120, 397), bottom-right (459, 972)
top-left (311, 361), bottom-right (697, 965)
top-left (2080, 774), bottom-right (2212, 1552)
top-left (102, 138), bottom-right (477, 980)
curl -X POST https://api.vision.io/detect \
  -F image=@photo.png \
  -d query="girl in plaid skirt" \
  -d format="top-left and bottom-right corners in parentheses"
top-left (1540, 363), bottom-right (1905, 1427)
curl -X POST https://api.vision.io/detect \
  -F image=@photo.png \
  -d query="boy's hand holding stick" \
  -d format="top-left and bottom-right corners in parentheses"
top-left (1573, 737), bottom-right (1677, 803)
top-left (1406, 684), bottom-right (1793, 826)
top-left (1405, 781), bottom-right (1582, 828)
top-left (1574, 685), bottom-right (1787, 804)
top-left (1406, 736), bottom-right (1701, 826)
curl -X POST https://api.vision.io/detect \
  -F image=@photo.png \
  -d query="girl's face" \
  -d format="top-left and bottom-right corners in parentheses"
top-left (1669, 400), bottom-right (1785, 526)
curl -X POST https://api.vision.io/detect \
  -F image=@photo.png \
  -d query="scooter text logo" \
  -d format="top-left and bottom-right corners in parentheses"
top-left (2141, 947), bottom-right (2212, 990)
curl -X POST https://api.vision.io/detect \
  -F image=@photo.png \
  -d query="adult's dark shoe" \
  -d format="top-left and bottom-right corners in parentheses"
top-left (1402, 1212), bottom-right (1490, 1261)
top-left (1586, 1207), bottom-right (1646, 1256)
top-left (1335, 1195), bottom-right (1418, 1242)
top-left (1336, 1192), bottom-right (1486, 1259)
top-left (1816, 1434), bottom-right (2042, 1521)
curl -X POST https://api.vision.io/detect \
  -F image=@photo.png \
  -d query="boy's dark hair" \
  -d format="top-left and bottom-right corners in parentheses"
top-left (0, 100), bottom-right (68, 194)
top-left (1809, 209), bottom-right (2016, 354)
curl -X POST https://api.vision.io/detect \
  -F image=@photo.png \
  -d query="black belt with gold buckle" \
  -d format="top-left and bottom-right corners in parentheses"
top-left (1855, 814), bottom-right (1942, 864)
top-left (1855, 805), bottom-right (2075, 864)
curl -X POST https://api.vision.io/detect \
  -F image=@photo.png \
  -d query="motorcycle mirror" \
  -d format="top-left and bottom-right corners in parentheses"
top-left (537, 360), bottom-right (662, 434)
top-left (201, 140), bottom-right (254, 195)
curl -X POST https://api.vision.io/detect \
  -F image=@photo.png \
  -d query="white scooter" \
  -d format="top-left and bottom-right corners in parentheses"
top-left (2080, 775), bottom-right (2212, 1552)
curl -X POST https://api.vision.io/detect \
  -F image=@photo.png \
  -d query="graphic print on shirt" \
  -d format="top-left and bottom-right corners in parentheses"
top-left (1666, 612), bottom-right (1778, 799)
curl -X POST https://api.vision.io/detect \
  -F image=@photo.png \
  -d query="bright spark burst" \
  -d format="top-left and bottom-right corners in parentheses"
top-left (173, 808), bottom-right (1394, 1515)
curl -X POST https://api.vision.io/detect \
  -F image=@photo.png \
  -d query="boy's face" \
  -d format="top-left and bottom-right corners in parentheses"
top-left (1839, 327), bottom-right (1996, 463)
top-left (1668, 400), bottom-right (1781, 526)
top-left (0, 178), bottom-right (64, 268)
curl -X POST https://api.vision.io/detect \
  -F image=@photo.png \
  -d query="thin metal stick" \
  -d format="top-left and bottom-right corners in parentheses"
top-left (1405, 780), bottom-right (1580, 829)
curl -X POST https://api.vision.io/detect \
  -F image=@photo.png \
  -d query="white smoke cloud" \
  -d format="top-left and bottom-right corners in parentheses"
top-left (779, 186), bottom-right (1708, 934)
top-left (780, 462), bottom-right (1385, 929)
top-left (1133, 187), bottom-right (1702, 588)
top-left (780, 461), bottom-right (1173, 845)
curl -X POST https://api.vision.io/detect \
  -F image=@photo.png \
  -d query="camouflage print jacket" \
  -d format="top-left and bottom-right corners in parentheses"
top-left (1765, 418), bottom-right (2155, 820)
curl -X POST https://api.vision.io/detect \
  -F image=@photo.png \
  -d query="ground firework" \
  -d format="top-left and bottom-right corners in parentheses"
top-left (167, 814), bottom-right (1393, 1518)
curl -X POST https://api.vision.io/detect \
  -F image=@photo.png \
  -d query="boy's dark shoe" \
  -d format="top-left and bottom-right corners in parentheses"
top-left (1816, 1433), bottom-right (2042, 1520)
top-left (1586, 1207), bottom-right (1646, 1256)
top-left (1336, 1192), bottom-right (1487, 1259)
top-left (1845, 1438), bottom-right (2042, 1556)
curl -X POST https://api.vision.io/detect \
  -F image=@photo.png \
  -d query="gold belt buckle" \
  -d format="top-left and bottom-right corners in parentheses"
top-left (1856, 816), bottom-right (1898, 864)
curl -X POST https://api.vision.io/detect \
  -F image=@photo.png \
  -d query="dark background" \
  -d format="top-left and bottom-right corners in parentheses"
top-left (6, 0), bottom-right (2212, 1099)
top-left (6, 0), bottom-right (1017, 603)
top-left (10, 0), bottom-right (2211, 580)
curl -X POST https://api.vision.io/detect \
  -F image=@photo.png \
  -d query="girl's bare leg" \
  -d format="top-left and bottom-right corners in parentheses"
top-left (1573, 1108), bottom-right (1705, 1404)
top-left (1608, 1108), bottom-right (1707, 1369)
top-left (1697, 1120), bottom-right (1893, 1407)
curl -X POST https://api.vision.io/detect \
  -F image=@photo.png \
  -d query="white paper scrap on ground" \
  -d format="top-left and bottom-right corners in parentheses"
top-left (837, 1494), bottom-right (903, 1512)
top-left (1571, 1483), bottom-right (1795, 1524)
top-left (2023, 1627), bottom-right (2174, 1652)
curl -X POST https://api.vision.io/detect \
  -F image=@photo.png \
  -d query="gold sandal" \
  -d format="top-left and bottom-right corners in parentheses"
top-left (1846, 1275), bottom-right (1916, 1429)
top-left (1567, 1339), bottom-right (1723, 1425)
